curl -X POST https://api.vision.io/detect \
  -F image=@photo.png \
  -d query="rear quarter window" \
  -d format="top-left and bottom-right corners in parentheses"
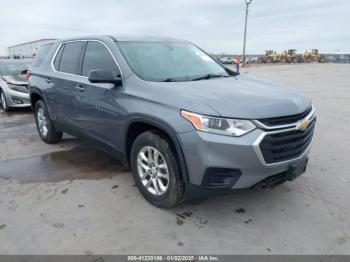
top-left (32, 43), bottom-right (54, 67)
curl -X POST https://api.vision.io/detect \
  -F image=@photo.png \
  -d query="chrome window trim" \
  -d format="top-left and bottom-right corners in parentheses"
top-left (252, 105), bottom-right (315, 130)
top-left (50, 39), bottom-right (124, 83)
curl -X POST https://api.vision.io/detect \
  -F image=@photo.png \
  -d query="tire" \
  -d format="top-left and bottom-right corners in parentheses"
top-left (130, 131), bottom-right (184, 208)
top-left (0, 89), bottom-right (9, 111)
top-left (34, 100), bottom-right (62, 144)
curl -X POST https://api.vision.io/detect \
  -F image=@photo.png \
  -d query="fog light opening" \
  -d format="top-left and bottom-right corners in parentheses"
top-left (11, 97), bottom-right (23, 104)
top-left (202, 168), bottom-right (241, 188)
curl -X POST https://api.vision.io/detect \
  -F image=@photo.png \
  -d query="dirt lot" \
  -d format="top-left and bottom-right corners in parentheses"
top-left (0, 64), bottom-right (349, 255)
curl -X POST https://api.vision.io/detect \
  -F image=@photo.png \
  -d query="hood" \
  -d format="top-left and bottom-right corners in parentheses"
top-left (2, 75), bottom-right (28, 85)
top-left (149, 75), bottom-right (311, 119)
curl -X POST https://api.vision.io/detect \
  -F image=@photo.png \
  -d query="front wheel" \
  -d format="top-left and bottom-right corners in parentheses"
top-left (130, 131), bottom-right (184, 208)
top-left (0, 89), bottom-right (9, 111)
top-left (34, 100), bottom-right (63, 144)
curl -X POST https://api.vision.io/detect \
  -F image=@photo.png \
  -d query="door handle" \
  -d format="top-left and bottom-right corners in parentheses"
top-left (45, 78), bottom-right (52, 84)
top-left (74, 84), bottom-right (86, 92)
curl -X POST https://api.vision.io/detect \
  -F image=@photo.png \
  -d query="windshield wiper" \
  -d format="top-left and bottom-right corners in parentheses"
top-left (158, 74), bottom-right (229, 82)
top-left (159, 78), bottom-right (177, 82)
top-left (191, 74), bottom-right (228, 81)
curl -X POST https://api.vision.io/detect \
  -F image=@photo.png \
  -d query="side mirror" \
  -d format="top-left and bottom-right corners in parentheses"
top-left (88, 70), bottom-right (122, 86)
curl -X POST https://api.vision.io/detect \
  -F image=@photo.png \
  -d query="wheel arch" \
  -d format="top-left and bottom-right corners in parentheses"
top-left (124, 116), bottom-right (189, 183)
top-left (30, 90), bottom-right (45, 111)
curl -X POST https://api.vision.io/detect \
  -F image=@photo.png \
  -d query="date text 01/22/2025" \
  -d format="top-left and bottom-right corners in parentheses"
top-left (127, 255), bottom-right (219, 261)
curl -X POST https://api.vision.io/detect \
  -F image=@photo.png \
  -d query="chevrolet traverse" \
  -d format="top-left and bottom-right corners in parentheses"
top-left (29, 36), bottom-right (316, 208)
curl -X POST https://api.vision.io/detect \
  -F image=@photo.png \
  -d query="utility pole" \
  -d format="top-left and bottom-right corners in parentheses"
top-left (242, 0), bottom-right (252, 67)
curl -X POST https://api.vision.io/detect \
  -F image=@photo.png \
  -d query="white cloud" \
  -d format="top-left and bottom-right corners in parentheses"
top-left (0, 0), bottom-right (349, 55)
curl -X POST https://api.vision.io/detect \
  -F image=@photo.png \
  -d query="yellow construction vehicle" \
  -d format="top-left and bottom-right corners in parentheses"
top-left (303, 49), bottom-right (325, 63)
top-left (279, 49), bottom-right (300, 63)
top-left (259, 50), bottom-right (278, 63)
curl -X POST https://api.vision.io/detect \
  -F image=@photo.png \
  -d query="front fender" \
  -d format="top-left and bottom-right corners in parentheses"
top-left (123, 114), bottom-right (190, 183)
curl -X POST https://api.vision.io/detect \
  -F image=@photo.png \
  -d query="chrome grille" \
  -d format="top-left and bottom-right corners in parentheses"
top-left (259, 119), bottom-right (316, 164)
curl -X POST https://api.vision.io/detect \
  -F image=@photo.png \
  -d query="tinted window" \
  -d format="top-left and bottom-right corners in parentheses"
top-left (32, 43), bottom-right (54, 67)
top-left (53, 45), bottom-right (64, 70)
top-left (59, 42), bottom-right (84, 74)
top-left (82, 42), bottom-right (119, 77)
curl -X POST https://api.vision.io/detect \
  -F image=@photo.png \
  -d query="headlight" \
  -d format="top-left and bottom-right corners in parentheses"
top-left (181, 110), bottom-right (256, 136)
top-left (7, 83), bottom-right (28, 93)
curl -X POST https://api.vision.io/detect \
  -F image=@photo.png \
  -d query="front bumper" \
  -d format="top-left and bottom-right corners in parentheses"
top-left (3, 88), bottom-right (30, 108)
top-left (178, 128), bottom-right (313, 189)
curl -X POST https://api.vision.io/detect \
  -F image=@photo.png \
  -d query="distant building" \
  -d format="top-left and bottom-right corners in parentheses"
top-left (7, 39), bottom-right (56, 59)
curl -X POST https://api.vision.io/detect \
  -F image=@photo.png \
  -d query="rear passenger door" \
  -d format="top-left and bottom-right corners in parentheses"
top-left (51, 41), bottom-right (85, 131)
top-left (75, 41), bottom-right (123, 149)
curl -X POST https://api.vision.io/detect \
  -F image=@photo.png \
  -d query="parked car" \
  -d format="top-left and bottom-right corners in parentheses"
top-left (0, 60), bottom-right (32, 111)
top-left (219, 57), bottom-right (227, 63)
top-left (220, 57), bottom-right (234, 64)
top-left (247, 56), bottom-right (260, 63)
top-left (29, 36), bottom-right (316, 208)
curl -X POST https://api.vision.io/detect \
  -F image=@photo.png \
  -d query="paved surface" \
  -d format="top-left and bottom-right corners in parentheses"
top-left (0, 64), bottom-right (349, 255)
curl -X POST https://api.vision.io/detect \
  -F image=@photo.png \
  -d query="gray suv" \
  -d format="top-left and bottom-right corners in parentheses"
top-left (29, 35), bottom-right (316, 208)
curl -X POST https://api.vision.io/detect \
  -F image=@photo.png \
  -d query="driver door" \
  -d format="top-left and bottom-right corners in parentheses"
top-left (76, 41), bottom-right (124, 150)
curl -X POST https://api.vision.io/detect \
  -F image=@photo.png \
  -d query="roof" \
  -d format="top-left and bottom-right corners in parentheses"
top-left (112, 35), bottom-right (188, 43)
top-left (8, 39), bottom-right (57, 49)
top-left (54, 35), bottom-right (188, 43)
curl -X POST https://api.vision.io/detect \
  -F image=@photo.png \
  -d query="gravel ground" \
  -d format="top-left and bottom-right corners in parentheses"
top-left (0, 63), bottom-right (349, 255)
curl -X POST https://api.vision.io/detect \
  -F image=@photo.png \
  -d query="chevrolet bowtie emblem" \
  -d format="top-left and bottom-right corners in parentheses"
top-left (297, 118), bottom-right (310, 130)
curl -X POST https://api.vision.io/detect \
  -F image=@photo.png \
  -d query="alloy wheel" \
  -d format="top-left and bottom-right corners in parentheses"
top-left (137, 146), bottom-right (170, 196)
top-left (1, 91), bottom-right (7, 110)
top-left (37, 107), bottom-right (48, 137)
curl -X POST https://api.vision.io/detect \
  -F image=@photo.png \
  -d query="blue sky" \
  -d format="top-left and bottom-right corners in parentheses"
top-left (0, 0), bottom-right (349, 55)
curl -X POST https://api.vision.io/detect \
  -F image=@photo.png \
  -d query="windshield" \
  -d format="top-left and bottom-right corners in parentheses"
top-left (0, 61), bottom-right (32, 76)
top-left (116, 41), bottom-right (229, 82)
